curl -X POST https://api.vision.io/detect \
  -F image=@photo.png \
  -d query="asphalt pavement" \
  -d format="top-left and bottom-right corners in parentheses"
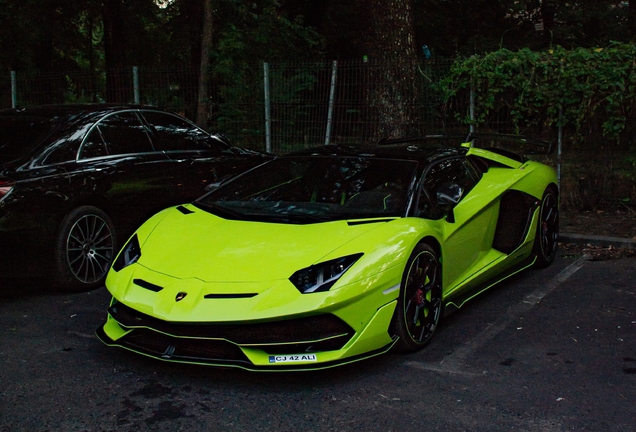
top-left (0, 230), bottom-right (635, 431)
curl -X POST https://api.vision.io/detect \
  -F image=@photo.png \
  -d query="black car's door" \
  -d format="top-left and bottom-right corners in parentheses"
top-left (140, 110), bottom-right (261, 202)
top-left (75, 110), bottom-right (174, 233)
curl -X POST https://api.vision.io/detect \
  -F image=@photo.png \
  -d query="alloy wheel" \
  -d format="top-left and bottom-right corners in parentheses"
top-left (65, 213), bottom-right (114, 284)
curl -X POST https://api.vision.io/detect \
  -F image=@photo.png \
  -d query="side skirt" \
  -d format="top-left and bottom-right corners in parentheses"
top-left (442, 255), bottom-right (536, 316)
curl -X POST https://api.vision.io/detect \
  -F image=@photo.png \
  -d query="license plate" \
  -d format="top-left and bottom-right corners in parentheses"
top-left (268, 354), bottom-right (318, 364)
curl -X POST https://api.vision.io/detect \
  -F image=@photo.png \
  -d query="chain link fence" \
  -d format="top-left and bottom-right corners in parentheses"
top-left (3, 60), bottom-right (473, 154)
top-left (4, 61), bottom-right (634, 210)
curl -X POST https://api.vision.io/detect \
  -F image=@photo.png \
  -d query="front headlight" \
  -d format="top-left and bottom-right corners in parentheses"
top-left (290, 253), bottom-right (363, 294)
top-left (112, 234), bottom-right (141, 272)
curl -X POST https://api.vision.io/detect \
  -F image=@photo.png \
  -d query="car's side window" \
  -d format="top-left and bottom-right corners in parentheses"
top-left (417, 157), bottom-right (479, 219)
top-left (141, 111), bottom-right (223, 153)
top-left (41, 136), bottom-right (83, 164)
top-left (39, 122), bottom-right (96, 164)
top-left (90, 112), bottom-right (154, 156)
top-left (80, 127), bottom-right (108, 159)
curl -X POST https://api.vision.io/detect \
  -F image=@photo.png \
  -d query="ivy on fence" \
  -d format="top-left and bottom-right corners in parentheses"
top-left (438, 42), bottom-right (636, 148)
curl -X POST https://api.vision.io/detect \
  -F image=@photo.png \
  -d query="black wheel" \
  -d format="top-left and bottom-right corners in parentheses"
top-left (54, 206), bottom-right (116, 291)
top-left (391, 243), bottom-right (443, 352)
top-left (533, 187), bottom-right (559, 268)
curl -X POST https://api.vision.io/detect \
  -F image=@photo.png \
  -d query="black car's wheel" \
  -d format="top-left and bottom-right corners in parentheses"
top-left (54, 206), bottom-right (116, 291)
top-left (533, 186), bottom-right (559, 268)
top-left (391, 243), bottom-right (443, 352)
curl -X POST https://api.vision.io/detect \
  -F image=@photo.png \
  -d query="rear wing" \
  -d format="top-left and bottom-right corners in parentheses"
top-left (462, 133), bottom-right (554, 155)
top-left (377, 134), bottom-right (465, 146)
top-left (378, 133), bottom-right (553, 155)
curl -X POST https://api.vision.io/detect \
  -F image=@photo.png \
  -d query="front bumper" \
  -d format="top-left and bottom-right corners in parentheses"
top-left (96, 298), bottom-right (398, 371)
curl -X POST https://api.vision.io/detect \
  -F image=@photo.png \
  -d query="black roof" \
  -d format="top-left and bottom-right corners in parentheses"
top-left (0, 104), bottom-right (155, 116)
top-left (0, 104), bottom-right (188, 140)
top-left (284, 143), bottom-right (467, 165)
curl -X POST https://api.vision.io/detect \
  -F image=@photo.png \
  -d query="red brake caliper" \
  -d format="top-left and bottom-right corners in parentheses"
top-left (414, 288), bottom-right (425, 306)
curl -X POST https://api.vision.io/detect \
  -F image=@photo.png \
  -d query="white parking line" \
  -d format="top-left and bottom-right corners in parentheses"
top-left (406, 255), bottom-right (589, 374)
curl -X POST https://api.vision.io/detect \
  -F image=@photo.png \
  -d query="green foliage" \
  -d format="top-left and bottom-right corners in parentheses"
top-left (546, 0), bottom-right (632, 49)
top-left (413, 0), bottom-right (523, 57)
top-left (412, 0), bottom-right (632, 57)
top-left (208, 0), bottom-right (324, 145)
top-left (439, 43), bottom-right (636, 146)
top-left (212, 0), bottom-right (324, 70)
top-left (63, 74), bottom-right (105, 103)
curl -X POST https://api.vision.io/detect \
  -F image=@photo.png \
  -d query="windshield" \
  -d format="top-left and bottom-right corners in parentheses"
top-left (196, 156), bottom-right (418, 224)
top-left (0, 116), bottom-right (59, 162)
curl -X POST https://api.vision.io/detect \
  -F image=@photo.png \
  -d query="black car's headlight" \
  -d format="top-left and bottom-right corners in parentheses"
top-left (112, 234), bottom-right (141, 272)
top-left (289, 253), bottom-right (363, 294)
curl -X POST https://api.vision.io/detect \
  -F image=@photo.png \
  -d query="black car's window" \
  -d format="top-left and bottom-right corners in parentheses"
top-left (196, 156), bottom-right (417, 224)
top-left (0, 116), bottom-right (59, 162)
top-left (417, 157), bottom-right (479, 219)
top-left (80, 127), bottom-right (108, 159)
top-left (141, 111), bottom-right (224, 153)
top-left (40, 132), bottom-right (84, 164)
top-left (80, 112), bottom-right (152, 159)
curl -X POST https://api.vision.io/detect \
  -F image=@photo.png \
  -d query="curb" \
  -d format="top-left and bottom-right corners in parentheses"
top-left (560, 232), bottom-right (636, 250)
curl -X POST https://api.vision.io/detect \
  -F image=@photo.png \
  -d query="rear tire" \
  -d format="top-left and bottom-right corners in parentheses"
top-left (533, 187), bottom-right (559, 268)
top-left (54, 206), bottom-right (116, 292)
top-left (391, 243), bottom-right (442, 352)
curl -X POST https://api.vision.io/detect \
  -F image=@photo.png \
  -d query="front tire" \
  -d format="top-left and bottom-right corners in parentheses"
top-left (54, 206), bottom-right (116, 292)
top-left (391, 243), bottom-right (443, 352)
top-left (533, 187), bottom-right (559, 268)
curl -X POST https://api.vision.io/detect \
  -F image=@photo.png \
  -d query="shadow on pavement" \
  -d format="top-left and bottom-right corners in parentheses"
top-left (0, 277), bottom-right (95, 300)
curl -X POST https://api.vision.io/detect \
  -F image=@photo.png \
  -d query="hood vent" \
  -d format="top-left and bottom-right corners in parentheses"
top-left (204, 293), bottom-right (258, 299)
top-left (133, 278), bottom-right (164, 292)
top-left (176, 205), bottom-right (194, 215)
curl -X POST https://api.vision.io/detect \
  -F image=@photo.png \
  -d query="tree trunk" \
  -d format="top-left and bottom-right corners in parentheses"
top-left (356, 0), bottom-right (419, 139)
top-left (196, 0), bottom-right (214, 129)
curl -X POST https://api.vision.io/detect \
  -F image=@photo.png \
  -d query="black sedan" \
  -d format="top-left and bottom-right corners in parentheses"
top-left (0, 104), bottom-right (271, 291)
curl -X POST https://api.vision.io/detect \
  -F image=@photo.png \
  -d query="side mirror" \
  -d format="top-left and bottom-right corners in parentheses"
top-left (437, 182), bottom-right (464, 223)
top-left (204, 181), bottom-right (223, 192)
top-left (210, 132), bottom-right (232, 147)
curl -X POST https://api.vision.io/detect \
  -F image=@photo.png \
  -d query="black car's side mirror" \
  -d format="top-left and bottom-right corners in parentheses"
top-left (204, 181), bottom-right (223, 193)
top-left (437, 182), bottom-right (464, 223)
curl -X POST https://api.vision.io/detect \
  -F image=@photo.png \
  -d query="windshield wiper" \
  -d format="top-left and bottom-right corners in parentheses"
top-left (193, 202), bottom-right (246, 221)
top-left (286, 212), bottom-right (334, 223)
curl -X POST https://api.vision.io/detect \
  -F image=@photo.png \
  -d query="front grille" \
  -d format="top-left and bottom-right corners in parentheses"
top-left (120, 329), bottom-right (250, 364)
top-left (109, 301), bottom-right (354, 347)
top-left (256, 334), bottom-right (352, 354)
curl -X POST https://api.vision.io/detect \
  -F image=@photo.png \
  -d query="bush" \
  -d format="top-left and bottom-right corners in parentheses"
top-left (440, 43), bottom-right (636, 210)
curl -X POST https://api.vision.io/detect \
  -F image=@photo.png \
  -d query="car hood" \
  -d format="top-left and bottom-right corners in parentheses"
top-left (136, 204), bottom-right (388, 282)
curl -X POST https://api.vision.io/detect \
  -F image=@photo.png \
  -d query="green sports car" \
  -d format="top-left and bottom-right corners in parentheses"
top-left (96, 135), bottom-right (559, 371)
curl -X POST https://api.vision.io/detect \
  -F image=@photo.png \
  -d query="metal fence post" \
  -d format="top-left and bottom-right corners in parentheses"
top-left (324, 61), bottom-right (338, 146)
top-left (11, 71), bottom-right (17, 108)
top-left (558, 108), bottom-right (563, 193)
top-left (469, 84), bottom-right (475, 139)
top-left (133, 66), bottom-right (140, 104)
top-left (263, 62), bottom-right (272, 153)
